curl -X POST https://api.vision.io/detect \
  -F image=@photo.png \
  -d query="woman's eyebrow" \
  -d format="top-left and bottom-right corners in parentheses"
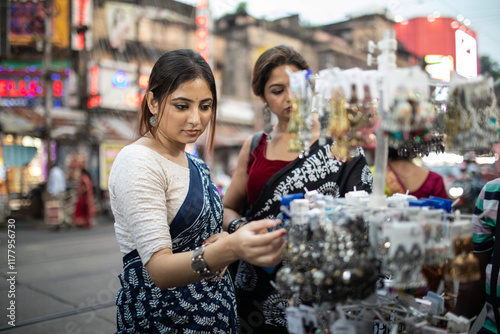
top-left (170, 97), bottom-right (213, 103)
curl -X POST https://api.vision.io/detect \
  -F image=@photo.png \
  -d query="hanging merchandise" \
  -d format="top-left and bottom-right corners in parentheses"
top-left (314, 68), bottom-right (380, 160)
top-left (381, 66), bottom-right (444, 158)
top-left (286, 68), bottom-right (314, 155)
top-left (274, 30), bottom-right (498, 333)
top-left (277, 192), bottom-right (479, 333)
top-left (444, 72), bottom-right (499, 155)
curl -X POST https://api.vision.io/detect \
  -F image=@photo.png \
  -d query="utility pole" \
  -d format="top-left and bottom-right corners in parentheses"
top-left (43, 0), bottom-right (53, 223)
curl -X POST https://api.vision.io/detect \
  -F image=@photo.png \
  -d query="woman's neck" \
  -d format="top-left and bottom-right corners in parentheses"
top-left (141, 133), bottom-right (188, 166)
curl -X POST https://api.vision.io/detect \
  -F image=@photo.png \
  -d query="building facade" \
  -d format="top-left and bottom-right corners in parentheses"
top-left (0, 0), bottom-right (417, 219)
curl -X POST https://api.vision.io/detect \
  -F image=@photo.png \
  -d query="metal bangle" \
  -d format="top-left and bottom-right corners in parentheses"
top-left (191, 244), bottom-right (221, 279)
top-left (227, 217), bottom-right (248, 234)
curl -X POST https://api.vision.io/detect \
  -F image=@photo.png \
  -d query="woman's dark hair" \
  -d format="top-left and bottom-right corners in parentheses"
top-left (251, 45), bottom-right (309, 98)
top-left (138, 49), bottom-right (217, 153)
top-left (81, 168), bottom-right (91, 178)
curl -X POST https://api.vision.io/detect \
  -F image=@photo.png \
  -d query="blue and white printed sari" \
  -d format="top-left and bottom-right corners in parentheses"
top-left (115, 154), bottom-right (237, 333)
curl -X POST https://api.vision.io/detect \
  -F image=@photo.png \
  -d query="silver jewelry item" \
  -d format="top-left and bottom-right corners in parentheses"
top-left (149, 115), bottom-right (158, 127)
top-left (263, 103), bottom-right (272, 141)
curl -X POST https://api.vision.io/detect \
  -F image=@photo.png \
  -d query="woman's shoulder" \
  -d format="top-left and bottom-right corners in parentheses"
top-left (426, 169), bottom-right (443, 181)
top-left (116, 144), bottom-right (168, 163)
top-left (111, 144), bottom-right (167, 176)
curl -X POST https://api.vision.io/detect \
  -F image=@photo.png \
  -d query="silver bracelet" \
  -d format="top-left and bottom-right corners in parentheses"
top-left (191, 244), bottom-right (221, 279)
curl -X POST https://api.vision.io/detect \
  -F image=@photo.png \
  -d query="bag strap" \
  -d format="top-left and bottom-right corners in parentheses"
top-left (490, 206), bottom-right (500, 331)
top-left (249, 131), bottom-right (264, 157)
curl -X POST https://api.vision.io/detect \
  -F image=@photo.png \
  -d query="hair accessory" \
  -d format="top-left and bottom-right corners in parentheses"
top-left (263, 103), bottom-right (272, 141)
top-left (149, 115), bottom-right (158, 127)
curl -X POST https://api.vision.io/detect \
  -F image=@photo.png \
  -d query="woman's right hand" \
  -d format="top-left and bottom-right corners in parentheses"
top-left (231, 219), bottom-right (286, 267)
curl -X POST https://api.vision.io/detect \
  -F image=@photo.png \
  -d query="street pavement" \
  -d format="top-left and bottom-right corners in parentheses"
top-left (0, 215), bottom-right (122, 333)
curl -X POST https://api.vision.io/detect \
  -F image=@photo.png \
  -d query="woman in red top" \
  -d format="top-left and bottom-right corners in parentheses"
top-left (222, 45), bottom-right (373, 333)
top-left (385, 147), bottom-right (448, 199)
top-left (73, 168), bottom-right (95, 228)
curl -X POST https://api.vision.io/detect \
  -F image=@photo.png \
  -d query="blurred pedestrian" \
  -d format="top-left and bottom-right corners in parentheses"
top-left (108, 49), bottom-right (286, 333)
top-left (47, 162), bottom-right (66, 199)
top-left (222, 45), bottom-right (373, 333)
top-left (73, 168), bottom-right (95, 228)
top-left (43, 162), bottom-right (67, 222)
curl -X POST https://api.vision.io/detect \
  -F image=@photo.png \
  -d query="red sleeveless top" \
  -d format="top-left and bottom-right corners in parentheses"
top-left (246, 134), bottom-right (291, 207)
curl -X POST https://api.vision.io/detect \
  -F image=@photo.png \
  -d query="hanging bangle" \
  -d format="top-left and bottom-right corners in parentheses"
top-left (227, 217), bottom-right (248, 234)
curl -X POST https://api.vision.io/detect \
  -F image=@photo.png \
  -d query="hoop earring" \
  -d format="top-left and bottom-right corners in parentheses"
top-left (263, 103), bottom-right (272, 141)
top-left (149, 115), bottom-right (158, 127)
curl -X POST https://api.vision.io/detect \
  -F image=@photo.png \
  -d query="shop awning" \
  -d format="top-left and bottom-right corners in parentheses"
top-left (0, 107), bottom-right (44, 134)
top-left (51, 108), bottom-right (86, 139)
top-left (0, 107), bottom-right (88, 139)
top-left (90, 114), bottom-right (137, 142)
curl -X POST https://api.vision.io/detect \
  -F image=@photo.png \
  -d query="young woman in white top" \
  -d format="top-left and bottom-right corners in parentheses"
top-left (108, 49), bottom-right (286, 333)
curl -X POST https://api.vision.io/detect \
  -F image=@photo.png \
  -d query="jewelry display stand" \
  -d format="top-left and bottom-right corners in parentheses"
top-left (276, 29), bottom-right (499, 333)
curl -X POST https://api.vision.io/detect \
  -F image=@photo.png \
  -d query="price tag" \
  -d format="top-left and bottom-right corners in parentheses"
top-left (331, 318), bottom-right (357, 334)
top-left (286, 306), bottom-right (304, 334)
top-left (299, 304), bottom-right (319, 330)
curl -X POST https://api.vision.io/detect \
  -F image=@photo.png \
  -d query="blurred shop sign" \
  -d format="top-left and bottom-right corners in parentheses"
top-left (10, 0), bottom-right (70, 48)
top-left (72, 0), bottom-right (93, 51)
top-left (2, 145), bottom-right (37, 167)
top-left (105, 2), bottom-right (136, 53)
top-left (87, 59), bottom-right (151, 112)
top-left (0, 60), bottom-right (72, 108)
top-left (455, 29), bottom-right (478, 79)
top-left (99, 141), bottom-right (126, 190)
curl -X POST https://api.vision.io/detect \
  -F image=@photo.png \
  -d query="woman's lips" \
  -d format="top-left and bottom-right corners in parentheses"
top-left (184, 130), bottom-right (200, 136)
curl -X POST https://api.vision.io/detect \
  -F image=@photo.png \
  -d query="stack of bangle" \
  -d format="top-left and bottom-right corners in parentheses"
top-left (227, 217), bottom-right (248, 234)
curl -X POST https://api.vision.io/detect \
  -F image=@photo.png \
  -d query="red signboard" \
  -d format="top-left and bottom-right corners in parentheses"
top-left (394, 17), bottom-right (479, 78)
top-left (0, 78), bottom-right (63, 98)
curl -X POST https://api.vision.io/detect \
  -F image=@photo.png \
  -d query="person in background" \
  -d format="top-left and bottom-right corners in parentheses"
top-left (222, 45), bottom-right (373, 333)
top-left (47, 162), bottom-right (66, 199)
top-left (73, 168), bottom-right (95, 228)
top-left (381, 147), bottom-right (448, 199)
top-left (456, 178), bottom-right (500, 334)
top-left (108, 49), bottom-right (286, 333)
top-left (45, 161), bottom-right (67, 224)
